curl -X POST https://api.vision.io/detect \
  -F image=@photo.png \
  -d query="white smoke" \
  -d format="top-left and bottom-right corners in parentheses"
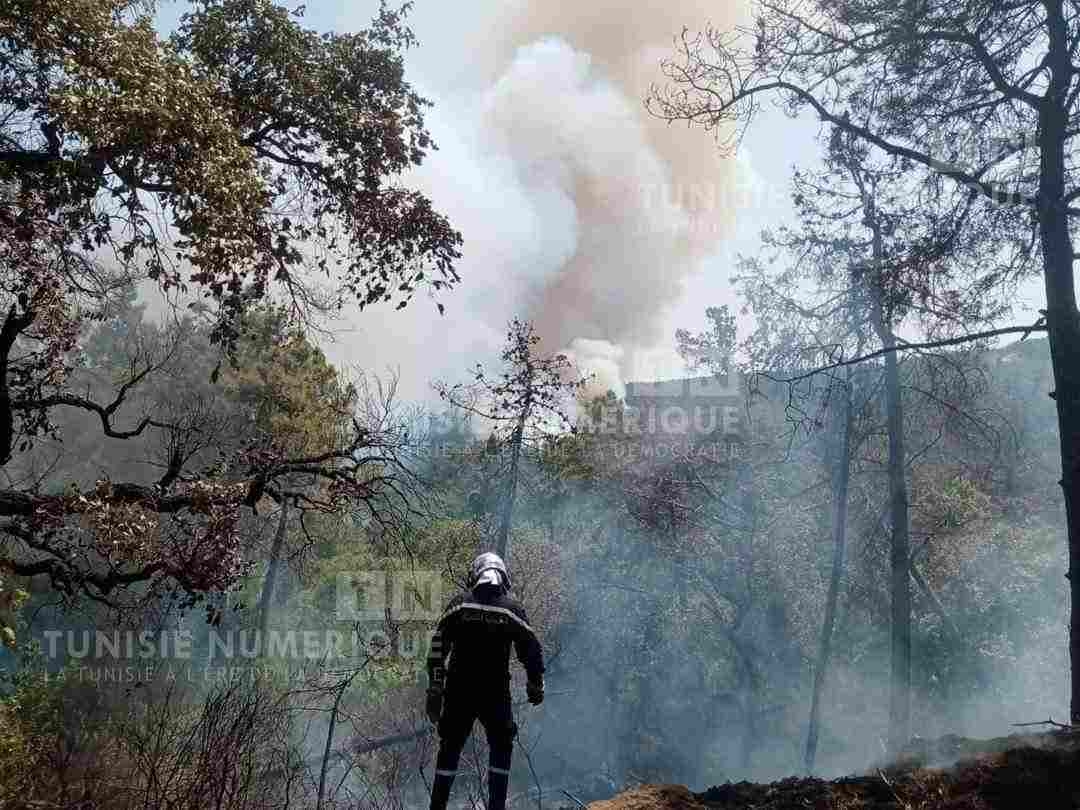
top-left (564, 337), bottom-right (626, 400)
top-left (481, 37), bottom-right (695, 364)
top-left (319, 1), bottom-right (748, 401)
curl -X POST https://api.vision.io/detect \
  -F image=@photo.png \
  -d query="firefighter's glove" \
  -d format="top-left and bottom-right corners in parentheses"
top-left (526, 677), bottom-right (544, 706)
top-left (425, 685), bottom-right (443, 726)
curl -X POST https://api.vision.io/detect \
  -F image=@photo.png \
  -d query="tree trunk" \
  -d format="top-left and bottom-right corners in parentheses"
top-left (496, 409), bottom-right (528, 561)
top-left (1052, 308), bottom-right (1080, 728)
top-left (741, 675), bottom-right (759, 772)
top-left (316, 680), bottom-right (347, 810)
top-left (738, 458), bottom-right (758, 769)
top-left (864, 215), bottom-right (911, 756)
top-left (257, 501), bottom-right (289, 654)
top-left (1040, 1), bottom-right (1080, 725)
top-left (881, 319), bottom-right (907, 760)
top-left (805, 373), bottom-right (853, 774)
top-left (884, 338), bottom-right (911, 754)
top-left (1044, 238), bottom-right (1080, 725)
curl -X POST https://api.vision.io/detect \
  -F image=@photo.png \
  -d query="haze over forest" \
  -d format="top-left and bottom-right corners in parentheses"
top-left (0, 1), bottom-right (1079, 809)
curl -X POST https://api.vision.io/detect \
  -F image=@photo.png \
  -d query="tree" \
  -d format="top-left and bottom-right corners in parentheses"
top-left (435, 319), bottom-right (587, 561)
top-left (676, 305), bottom-right (737, 376)
top-left (681, 118), bottom-right (1015, 752)
top-left (218, 305), bottom-right (358, 644)
top-left (1, 0), bottom-right (461, 333)
top-left (804, 366), bottom-right (853, 773)
top-left (0, 0), bottom-right (455, 614)
top-left (648, 0), bottom-right (1080, 725)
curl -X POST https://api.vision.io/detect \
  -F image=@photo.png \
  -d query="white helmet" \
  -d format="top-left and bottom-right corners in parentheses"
top-left (470, 552), bottom-right (510, 591)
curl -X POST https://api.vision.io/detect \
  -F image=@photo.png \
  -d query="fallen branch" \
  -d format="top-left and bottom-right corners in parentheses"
top-left (354, 727), bottom-right (431, 755)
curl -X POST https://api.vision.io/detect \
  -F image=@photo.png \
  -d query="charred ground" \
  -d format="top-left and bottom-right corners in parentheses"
top-left (586, 730), bottom-right (1080, 810)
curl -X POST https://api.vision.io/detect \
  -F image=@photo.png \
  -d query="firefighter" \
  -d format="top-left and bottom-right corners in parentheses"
top-left (425, 552), bottom-right (545, 810)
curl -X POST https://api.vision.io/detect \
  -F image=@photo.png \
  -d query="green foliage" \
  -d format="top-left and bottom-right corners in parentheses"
top-left (0, 0), bottom-right (458, 617)
top-left (223, 304), bottom-right (356, 456)
top-left (938, 476), bottom-right (992, 531)
top-left (0, 575), bottom-right (28, 649)
top-left (0, 0), bottom-right (461, 338)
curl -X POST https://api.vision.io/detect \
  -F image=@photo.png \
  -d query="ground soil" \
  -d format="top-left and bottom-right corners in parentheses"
top-left (584, 730), bottom-right (1080, 810)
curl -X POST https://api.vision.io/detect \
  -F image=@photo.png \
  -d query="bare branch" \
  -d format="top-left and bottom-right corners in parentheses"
top-left (757, 322), bottom-right (1047, 387)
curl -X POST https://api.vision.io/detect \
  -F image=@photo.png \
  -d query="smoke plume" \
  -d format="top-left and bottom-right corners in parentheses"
top-left (318, 2), bottom-right (749, 401)
top-left (481, 1), bottom-right (747, 391)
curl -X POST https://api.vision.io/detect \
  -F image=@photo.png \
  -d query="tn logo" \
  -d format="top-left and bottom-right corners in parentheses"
top-left (335, 570), bottom-right (442, 622)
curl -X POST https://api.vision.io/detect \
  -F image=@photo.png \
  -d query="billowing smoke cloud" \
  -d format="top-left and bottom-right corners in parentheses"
top-left (319, 1), bottom-right (748, 401)
top-left (485, 2), bottom-right (746, 390)
top-left (483, 39), bottom-right (688, 354)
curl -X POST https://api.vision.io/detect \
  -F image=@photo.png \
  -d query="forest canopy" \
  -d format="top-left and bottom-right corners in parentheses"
top-left (0, 0), bottom-right (460, 609)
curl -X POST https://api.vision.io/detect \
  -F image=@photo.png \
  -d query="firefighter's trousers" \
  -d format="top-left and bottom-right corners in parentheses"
top-left (429, 687), bottom-right (517, 810)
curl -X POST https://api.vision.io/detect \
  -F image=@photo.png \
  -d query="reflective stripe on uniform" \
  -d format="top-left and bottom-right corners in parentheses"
top-left (435, 769), bottom-right (457, 777)
top-left (428, 629), bottom-right (444, 666)
top-left (437, 602), bottom-right (534, 633)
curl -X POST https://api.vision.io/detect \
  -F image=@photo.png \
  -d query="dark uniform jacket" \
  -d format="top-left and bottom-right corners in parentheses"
top-left (426, 586), bottom-right (544, 696)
